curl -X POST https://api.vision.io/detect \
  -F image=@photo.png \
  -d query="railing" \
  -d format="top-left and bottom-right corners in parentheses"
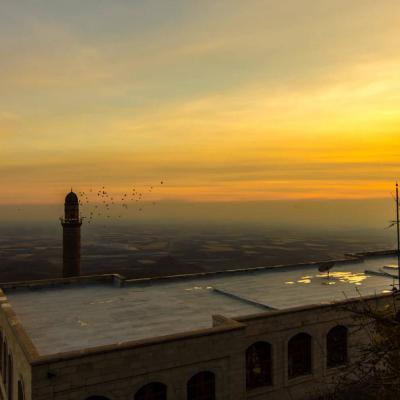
top-left (59, 217), bottom-right (83, 224)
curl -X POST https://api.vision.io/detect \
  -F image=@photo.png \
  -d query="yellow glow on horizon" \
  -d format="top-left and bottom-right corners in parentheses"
top-left (1, 2), bottom-right (400, 204)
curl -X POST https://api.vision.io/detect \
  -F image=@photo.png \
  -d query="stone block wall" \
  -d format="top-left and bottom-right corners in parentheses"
top-left (0, 280), bottom-right (397, 400)
top-left (30, 294), bottom-right (395, 400)
top-left (0, 297), bottom-right (34, 400)
top-left (31, 325), bottom-right (246, 400)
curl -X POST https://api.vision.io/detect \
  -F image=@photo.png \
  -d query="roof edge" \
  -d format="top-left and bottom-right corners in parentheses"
top-left (234, 290), bottom-right (399, 322)
top-left (31, 319), bottom-right (246, 366)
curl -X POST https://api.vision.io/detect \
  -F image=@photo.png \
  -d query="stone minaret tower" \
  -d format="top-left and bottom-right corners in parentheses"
top-left (61, 190), bottom-right (82, 277)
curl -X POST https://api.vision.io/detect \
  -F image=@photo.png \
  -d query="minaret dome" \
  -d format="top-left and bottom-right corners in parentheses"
top-left (64, 190), bottom-right (80, 221)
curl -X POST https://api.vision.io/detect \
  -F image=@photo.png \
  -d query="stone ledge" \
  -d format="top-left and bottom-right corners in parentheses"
top-left (31, 321), bottom-right (246, 366)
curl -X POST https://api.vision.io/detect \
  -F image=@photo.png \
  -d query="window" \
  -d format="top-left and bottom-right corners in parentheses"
top-left (17, 381), bottom-right (24, 400)
top-left (0, 331), bottom-right (2, 375)
top-left (135, 382), bottom-right (167, 400)
top-left (288, 333), bottom-right (312, 379)
top-left (187, 371), bottom-right (215, 400)
top-left (327, 326), bottom-right (348, 368)
top-left (8, 354), bottom-right (13, 400)
top-left (246, 342), bottom-right (272, 390)
top-left (3, 341), bottom-right (7, 385)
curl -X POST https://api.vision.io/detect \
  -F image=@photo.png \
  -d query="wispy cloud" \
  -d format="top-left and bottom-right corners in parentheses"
top-left (0, 1), bottom-right (399, 203)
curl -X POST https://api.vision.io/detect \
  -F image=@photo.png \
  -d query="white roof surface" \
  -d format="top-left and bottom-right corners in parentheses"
top-left (4, 255), bottom-right (397, 355)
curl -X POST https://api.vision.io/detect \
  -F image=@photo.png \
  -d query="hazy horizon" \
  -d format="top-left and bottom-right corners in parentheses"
top-left (0, 197), bottom-right (397, 233)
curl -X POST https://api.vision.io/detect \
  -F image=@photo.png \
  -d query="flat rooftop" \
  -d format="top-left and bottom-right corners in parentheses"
top-left (3, 254), bottom-right (397, 356)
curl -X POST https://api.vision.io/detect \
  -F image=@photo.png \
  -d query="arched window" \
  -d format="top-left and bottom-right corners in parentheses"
top-left (327, 326), bottom-right (348, 368)
top-left (187, 371), bottom-right (215, 400)
top-left (3, 341), bottom-right (7, 385)
top-left (0, 331), bottom-right (2, 375)
top-left (135, 382), bottom-right (167, 400)
top-left (17, 381), bottom-right (24, 400)
top-left (288, 333), bottom-right (312, 379)
top-left (246, 342), bottom-right (272, 389)
top-left (8, 353), bottom-right (13, 400)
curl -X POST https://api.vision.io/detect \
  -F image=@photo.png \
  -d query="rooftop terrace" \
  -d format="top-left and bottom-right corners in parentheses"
top-left (2, 253), bottom-right (398, 356)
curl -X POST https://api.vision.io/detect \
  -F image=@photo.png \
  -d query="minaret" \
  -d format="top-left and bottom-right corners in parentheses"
top-left (60, 190), bottom-right (82, 277)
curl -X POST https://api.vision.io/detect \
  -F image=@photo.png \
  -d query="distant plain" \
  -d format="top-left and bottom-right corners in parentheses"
top-left (0, 221), bottom-right (394, 283)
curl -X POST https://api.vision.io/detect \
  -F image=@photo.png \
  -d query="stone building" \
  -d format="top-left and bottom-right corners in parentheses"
top-left (0, 252), bottom-right (396, 400)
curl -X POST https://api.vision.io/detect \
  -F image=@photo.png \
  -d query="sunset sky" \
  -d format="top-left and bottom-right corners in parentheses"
top-left (1, 0), bottom-right (400, 204)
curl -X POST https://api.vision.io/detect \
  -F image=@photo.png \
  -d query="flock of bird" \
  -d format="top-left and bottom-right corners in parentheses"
top-left (76, 181), bottom-right (164, 225)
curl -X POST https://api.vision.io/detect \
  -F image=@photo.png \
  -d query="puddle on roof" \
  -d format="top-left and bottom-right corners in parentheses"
top-left (285, 271), bottom-right (368, 286)
top-left (383, 264), bottom-right (398, 270)
top-left (317, 271), bottom-right (367, 285)
top-left (184, 286), bottom-right (213, 291)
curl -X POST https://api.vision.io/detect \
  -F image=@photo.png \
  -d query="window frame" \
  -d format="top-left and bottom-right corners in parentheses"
top-left (17, 379), bottom-right (24, 400)
top-left (326, 325), bottom-right (348, 369)
top-left (246, 341), bottom-right (273, 390)
top-left (134, 382), bottom-right (167, 400)
top-left (187, 370), bottom-right (216, 400)
top-left (288, 332), bottom-right (312, 379)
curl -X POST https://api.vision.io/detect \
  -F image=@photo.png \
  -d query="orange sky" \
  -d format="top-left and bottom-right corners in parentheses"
top-left (1, 1), bottom-right (400, 204)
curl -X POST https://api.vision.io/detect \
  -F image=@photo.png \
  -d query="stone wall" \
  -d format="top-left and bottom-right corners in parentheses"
top-left (27, 293), bottom-right (395, 400)
top-left (0, 273), bottom-right (397, 400)
top-left (0, 290), bottom-right (34, 400)
top-left (31, 325), bottom-right (246, 400)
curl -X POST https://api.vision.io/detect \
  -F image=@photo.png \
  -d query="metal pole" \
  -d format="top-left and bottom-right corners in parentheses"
top-left (396, 182), bottom-right (400, 290)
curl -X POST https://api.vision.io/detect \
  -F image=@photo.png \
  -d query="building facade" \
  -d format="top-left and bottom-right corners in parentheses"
top-left (0, 271), bottom-right (392, 400)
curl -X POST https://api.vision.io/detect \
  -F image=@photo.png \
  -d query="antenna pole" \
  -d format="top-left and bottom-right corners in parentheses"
top-left (396, 182), bottom-right (400, 290)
